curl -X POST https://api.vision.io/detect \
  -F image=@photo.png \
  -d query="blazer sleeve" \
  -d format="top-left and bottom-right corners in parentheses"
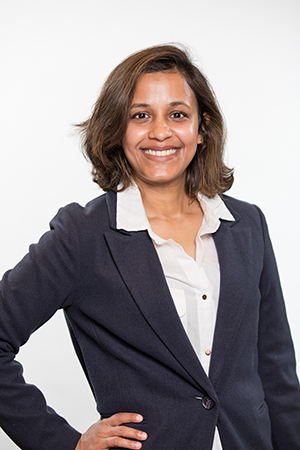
top-left (256, 206), bottom-right (300, 449)
top-left (0, 205), bottom-right (82, 450)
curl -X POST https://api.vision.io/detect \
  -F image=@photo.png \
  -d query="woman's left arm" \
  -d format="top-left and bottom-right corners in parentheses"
top-left (256, 206), bottom-right (300, 449)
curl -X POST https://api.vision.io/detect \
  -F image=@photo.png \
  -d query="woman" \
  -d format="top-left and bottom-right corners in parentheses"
top-left (0, 45), bottom-right (299, 450)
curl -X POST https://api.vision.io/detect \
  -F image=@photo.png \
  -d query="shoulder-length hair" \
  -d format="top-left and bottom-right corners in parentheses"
top-left (77, 44), bottom-right (233, 198)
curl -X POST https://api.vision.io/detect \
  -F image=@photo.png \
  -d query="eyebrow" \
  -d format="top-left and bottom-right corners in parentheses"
top-left (170, 101), bottom-right (191, 109)
top-left (130, 103), bottom-right (149, 109)
top-left (130, 101), bottom-right (191, 110)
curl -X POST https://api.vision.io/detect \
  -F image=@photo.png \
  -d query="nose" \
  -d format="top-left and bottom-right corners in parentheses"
top-left (148, 117), bottom-right (172, 141)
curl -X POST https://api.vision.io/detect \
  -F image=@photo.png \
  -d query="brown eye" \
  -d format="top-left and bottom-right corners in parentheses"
top-left (133, 112), bottom-right (149, 119)
top-left (171, 112), bottom-right (187, 119)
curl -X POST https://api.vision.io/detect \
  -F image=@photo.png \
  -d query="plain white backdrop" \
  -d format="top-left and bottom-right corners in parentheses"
top-left (0, 0), bottom-right (299, 448)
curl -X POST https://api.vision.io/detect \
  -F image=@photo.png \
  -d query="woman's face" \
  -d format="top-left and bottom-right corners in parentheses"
top-left (122, 71), bottom-right (201, 190)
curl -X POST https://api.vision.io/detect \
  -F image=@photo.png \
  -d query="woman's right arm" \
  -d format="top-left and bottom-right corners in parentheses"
top-left (0, 206), bottom-right (84, 449)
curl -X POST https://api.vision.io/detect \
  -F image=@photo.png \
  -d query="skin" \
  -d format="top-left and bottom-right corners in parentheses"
top-left (75, 71), bottom-right (204, 449)
top-left (75, 413), bottom-right (147, 450)
top-left (123, 71), bottom-right (204, 259)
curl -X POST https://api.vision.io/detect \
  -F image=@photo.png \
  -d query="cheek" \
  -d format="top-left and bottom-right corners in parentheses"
top-left (122, 135), bottom-right (142, 168)
top-left (122, 146), bottom-right (136, 168)
top-left (176, 124), bottom-right (199, 148)
top-left (122, 125), bottom-right (145, 152)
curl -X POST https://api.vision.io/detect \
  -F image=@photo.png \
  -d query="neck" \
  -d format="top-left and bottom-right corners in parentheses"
top-left (134, 178), bottom-right (195, 220)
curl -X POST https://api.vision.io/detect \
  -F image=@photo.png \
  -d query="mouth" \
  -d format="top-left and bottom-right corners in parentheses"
top-left (143, 148), bottom-right (179, 156)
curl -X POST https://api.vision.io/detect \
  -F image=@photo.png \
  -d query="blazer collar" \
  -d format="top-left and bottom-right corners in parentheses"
top-left (105, 191), bottom-right (215, 394)
top-left (105, 192), bottom-right (251, 391)
top-left (106, 190), bottom-right (117, 229)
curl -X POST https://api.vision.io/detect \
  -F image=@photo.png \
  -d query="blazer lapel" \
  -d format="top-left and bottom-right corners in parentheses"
top-left (105, 191), bottom-right (215, 395)
top-left (209, 214), bottom-right (253, 386)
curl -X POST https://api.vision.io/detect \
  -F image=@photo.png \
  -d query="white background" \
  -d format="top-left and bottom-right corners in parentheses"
top-left (0, 0), bottom-right (299, 448)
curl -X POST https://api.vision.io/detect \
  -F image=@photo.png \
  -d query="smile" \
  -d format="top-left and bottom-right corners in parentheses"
top-left (143, 148), bottom-right (179, 156)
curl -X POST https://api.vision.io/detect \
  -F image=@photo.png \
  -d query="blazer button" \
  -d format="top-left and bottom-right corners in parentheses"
top-left (201, 395), bottom-right (215, 410)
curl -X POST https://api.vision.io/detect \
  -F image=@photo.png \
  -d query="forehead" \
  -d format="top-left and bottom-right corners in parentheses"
top-left (131, 71), bottom-right (197, 106)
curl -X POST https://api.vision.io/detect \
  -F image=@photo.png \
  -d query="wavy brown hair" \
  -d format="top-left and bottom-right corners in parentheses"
top-left (77, 44), bottom-right (233, 198)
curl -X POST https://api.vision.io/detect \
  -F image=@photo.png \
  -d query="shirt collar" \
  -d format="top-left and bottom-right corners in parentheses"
top-left (116, 183), bottom-right (235, 233)
top-left (116, 183), bottom-right (149, 231)
top-left (197, 192), bottom-right (234, 235)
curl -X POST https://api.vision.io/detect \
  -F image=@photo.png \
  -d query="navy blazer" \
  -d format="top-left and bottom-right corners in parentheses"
top-left (0, 191), bottom-right (300, 450)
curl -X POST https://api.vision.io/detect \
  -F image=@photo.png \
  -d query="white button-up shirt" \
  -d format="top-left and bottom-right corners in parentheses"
top-left (117, 183), bottom-right (235, 449)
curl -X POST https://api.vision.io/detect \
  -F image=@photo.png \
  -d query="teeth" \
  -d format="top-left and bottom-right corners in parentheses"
top-left (144, 149), bottom-right (178, 156)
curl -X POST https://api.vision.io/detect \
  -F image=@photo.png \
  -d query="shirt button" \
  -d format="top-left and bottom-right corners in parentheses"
top-left (202, 294), bottom-right (207, 300)
top-left (205, 349), bottom-right (211, 356)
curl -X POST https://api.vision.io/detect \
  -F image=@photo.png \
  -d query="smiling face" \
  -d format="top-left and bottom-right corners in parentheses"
top-left (122, 71), bottom-right (201, 191)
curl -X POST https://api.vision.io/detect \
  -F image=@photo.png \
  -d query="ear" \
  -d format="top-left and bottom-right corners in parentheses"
top-left (198, 113), bottom-right (209, 143)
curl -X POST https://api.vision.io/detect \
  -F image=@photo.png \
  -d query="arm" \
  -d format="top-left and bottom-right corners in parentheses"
top-left (256, 207), bottom-right (300, 449)
top-left (0, 206), bottom-right (82, 449)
